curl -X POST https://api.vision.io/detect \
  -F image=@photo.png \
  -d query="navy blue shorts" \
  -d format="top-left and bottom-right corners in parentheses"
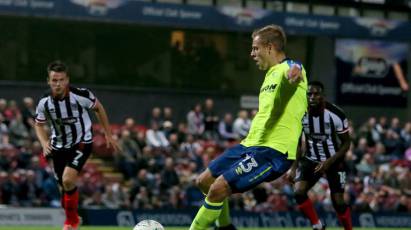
top-left (208, 144), bottom-right (293, 193)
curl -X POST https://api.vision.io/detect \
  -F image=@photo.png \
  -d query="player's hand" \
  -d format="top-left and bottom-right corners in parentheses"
top-left (314, 159), bottom-right (333, 174)
top-left (42, 142), bottom-right (53, 158)
top-left (105, 134), bottom-right (121, 153)
top-left (287, 168), bottom-right (296, 183)
top-left (287, 64), bottom-right (303, 84)
top-left (400, 82), bottom-right (409, 91)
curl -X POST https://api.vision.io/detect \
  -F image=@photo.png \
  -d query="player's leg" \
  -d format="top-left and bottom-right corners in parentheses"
top-left (190, 146), bottom-right (292, 230)
top-left (331, 193), bottom-right (352, 230)
top-left (294, 158), bottom-right (324, 230)
top-left (190, 174), bottom-right (230, 230)
top-left (195, 169), bottom-right (234, 230)
top-left (51, 150), bottom-right (77, 230)
top-left (196, 169), bottom-right (215, 194)
top-left (294, 181), bottom-right (324, 230)
top-left (190, 145), bottom-right (246, 230)
top-left (327, 162), bottom-right (352, 230)
top-left (62, 167), bottom-right (80, 228)
top-left (215, 198), bottom-right (234, 230)
top-left (62, 143), bottom-right (92, 229)
top-left (50, 150), bottom-right (67, 208)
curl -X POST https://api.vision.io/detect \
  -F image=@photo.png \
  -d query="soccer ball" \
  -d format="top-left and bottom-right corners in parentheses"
top-left (133, 220), bottom-right (164, 230)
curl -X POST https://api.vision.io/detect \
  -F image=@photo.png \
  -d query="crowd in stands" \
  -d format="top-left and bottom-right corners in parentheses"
top-left (0, 97), bottom-right (411, 214)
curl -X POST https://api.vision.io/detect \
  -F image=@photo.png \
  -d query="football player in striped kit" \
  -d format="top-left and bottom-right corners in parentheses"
top-left (34, 60), bottom-right (120, 230)
top-left (289, 81), bottom-right (352, 230)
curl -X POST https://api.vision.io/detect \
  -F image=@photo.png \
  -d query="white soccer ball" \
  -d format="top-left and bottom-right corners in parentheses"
top-left (133, 220), bottom-right (164, 230)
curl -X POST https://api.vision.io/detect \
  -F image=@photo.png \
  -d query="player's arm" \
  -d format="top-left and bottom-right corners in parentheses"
top-left (333, 131), bottom-right (351, 162)
top-left (288, 134), bottom-right (305, 183)
top-left (314, 131), bottom-right (351, 174)
top-left (93, 100), bottom-right (120, 152)
top-left (393, 63), bottom-right (409, 91)
top-left (34, 100), bottom-right (52, 157)
top-left (294, 134), bottom-right (305, 167)
top-left (271, 67), bottom-right (304, 119)
top-left (34, 122), bottom-right (52, 157)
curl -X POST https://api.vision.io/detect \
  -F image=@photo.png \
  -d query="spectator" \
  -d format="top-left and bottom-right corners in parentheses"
top-left (390, 117), bottom-right (402, 135)
top-left (396, 194), bottom-right (410, 212)
top-left (163, 120), bottom-right (175, 139)
top-left (122, 117), bottom-right (138, 135)
top-left (383, 129), bottom-right (403, 159)
top-left (203, 98), bottom-right (219, 140)
top-left (356, 153), bottom-right (375, 176)
top-left (82, 191), bottom-right (104, 208)
top-left (233, 110), bottom-right (251, 140)
top-left (0, 114), bottom-right (9, 149)
top-left (167, 133), bottom-right (180, 154)
top-left (160, 157), bottom-right (180, 191)
top-left (132, 186), bottom-right (152, 209)
top-left (359, 117), bottom-right (380, 146)
top-left (146, 122), bottom-right (169, 148)
top-left (21, 97), bottom-right (35, 133)
top-left (353, 192), bottom-right (372, 212)
top-left (116, 129), bottom-right (141, 180)
top-left (135, 130), bottom-right (147, 151)
top-left (376, 116), bottom-right (388, 137)
top-left (0, 99), bottom-right (10, 126)
top-left (176, 122), bottom-right (188, 143)
top-left (129, 169), bottom-right (156, 206)
top-left (187, 103), bottom-right (204, 138)
top-left (185, 176), bottom-right (205, 207)
top-left (401, 122), bottom-right (411, 148)
top-left (0, 171), bottom-right (15, 205)
top-left (8, 113), bottom-right (30, 147)
top-left (101, 183), bottom-right (128, 209)
top-left (218, 112), bottom-right (236, 141)
top-left (42, 172), bottom-right (61, 207)
top-left (148, 107), bottom-right (163, 128)
top-left (353, 137), bottom-right (368, 164)
top-left (398, 168), bottom-right (411, 195)
top-left (373, 142), bottom-right (390, 164)
top-left (180, 134), bottom-right (202, 168)
top-left (162, 107), bottom-right (175, 131)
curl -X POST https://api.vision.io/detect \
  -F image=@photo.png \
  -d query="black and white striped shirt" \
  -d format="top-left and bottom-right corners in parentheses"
top-left (302, 102), bottom-right (349, 162)
top-left (35, 86), bottom-right (97, 149)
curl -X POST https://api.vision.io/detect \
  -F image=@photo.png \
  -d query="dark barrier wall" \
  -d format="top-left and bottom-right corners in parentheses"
top-left (81, 208), bottom-right (411, 228)
top-left (0, 16), bottom-right (270, 94)
top-left (0, 207), bottom-right (410, 227)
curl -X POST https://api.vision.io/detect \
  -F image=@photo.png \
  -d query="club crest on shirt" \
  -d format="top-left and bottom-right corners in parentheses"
top-left (70, 102), bottom-right (79, 111)
top-left (325, 122), bottom-right (331, 130)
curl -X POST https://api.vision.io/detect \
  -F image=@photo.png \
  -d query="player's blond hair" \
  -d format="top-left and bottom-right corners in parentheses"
top-left (252, 25), bottom-right (286, 52)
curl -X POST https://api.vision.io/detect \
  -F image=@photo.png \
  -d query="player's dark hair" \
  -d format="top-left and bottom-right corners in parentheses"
top-left (252, 24), bottom-right (286, 52)
top-left (309, 81), bottom-right (324, 93)
top-left (47, 60), bottom-right (68, 73)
